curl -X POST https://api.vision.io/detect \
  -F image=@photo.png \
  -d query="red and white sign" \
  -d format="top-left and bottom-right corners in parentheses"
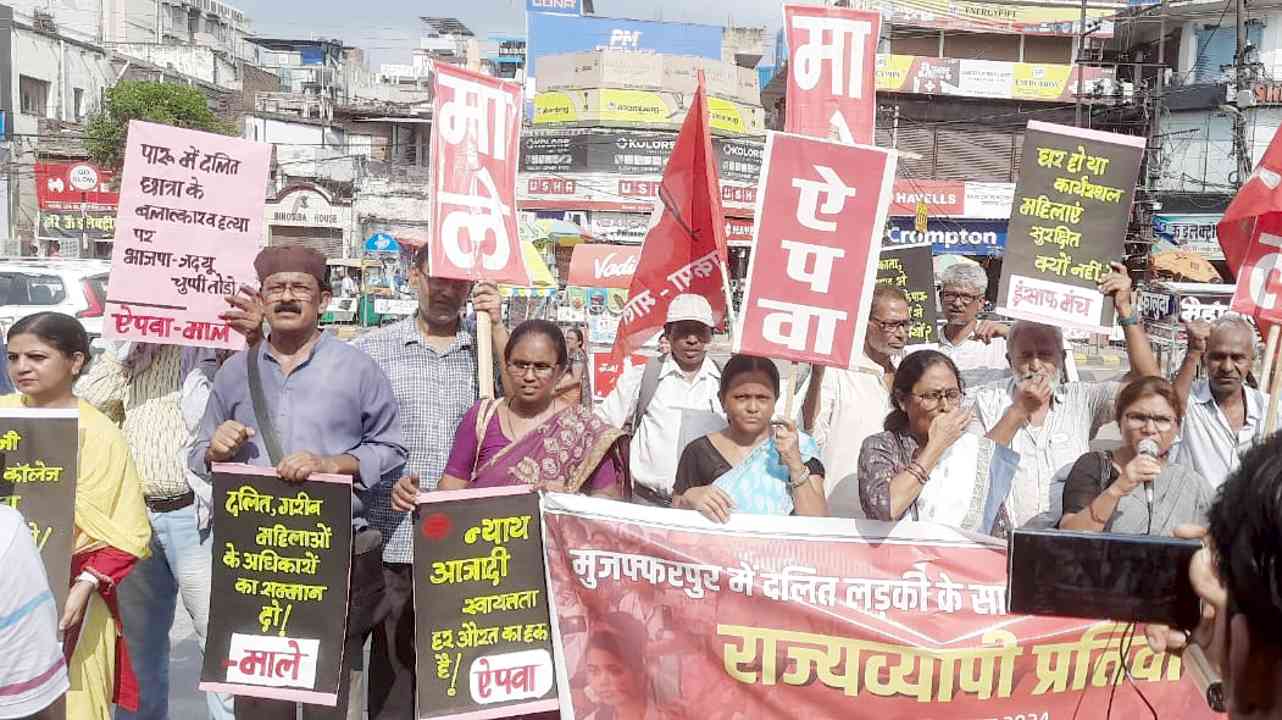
top-left (468, 649), bottom-right (554, 705)
top-left (567, 244), bottom-right (641, 289)
top-left (592, 351), bottom-right (650, 401)
top-left (1229, 215), bottom-right (1282, 326)
top-left (784, 5), bottom-right (880, 144)
top-left (429, 63), bottom-right (530, 285)
top-left (725, 217), bottom-right (754, 247)
top-left (34, 161), bottom-right (118, 209)
top-left (223, 633), bottom-right (319, 689)
top-left (520, 172), bottom-right (759, 215)
top-left (735, 132), bottom-right (896, 368)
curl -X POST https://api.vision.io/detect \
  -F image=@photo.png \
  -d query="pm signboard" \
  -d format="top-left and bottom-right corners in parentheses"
top-left (525, 13), bottom-right (723, 77)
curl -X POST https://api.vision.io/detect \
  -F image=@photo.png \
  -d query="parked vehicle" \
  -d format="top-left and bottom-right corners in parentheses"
top-left (0, 258), bottom-right (111, 341)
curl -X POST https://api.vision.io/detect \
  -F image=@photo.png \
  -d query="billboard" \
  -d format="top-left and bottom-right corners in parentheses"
top-left (866, 0), bottom-right (1120, 37)
top-left (525, 13), bottom-right (723, 77)
top-left (520, 129), bottom-right (763, 182)
top-left (876, 54), bottom-right (1117, 102)
top-left (527, 0), bottom-right (580, 14)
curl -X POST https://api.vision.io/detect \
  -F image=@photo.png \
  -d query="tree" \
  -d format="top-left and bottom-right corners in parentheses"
top-left (85, 81), bottom-right (235, 171)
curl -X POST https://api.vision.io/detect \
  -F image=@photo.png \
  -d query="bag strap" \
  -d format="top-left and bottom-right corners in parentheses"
top-left (246, 342), bottom-right (285, 465)
top-left (630, 355), bottom-right (667, 434)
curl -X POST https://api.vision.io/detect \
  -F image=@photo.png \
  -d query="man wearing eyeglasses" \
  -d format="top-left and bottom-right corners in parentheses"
top-left (190, 245), bottom-right (408, 720)
top-left (801, 284), bottom-right (913, 517)
top-left (967, 262), bottom-right (1160, 528)
top-left (934, 264), bottom-right (1012, 387)
top-left (353, 243), bottom-right (507, 720)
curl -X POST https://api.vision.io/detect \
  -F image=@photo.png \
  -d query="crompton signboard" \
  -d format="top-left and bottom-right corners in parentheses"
top-left (886, 218), bottom-right (1007, 255)
top-left (525, 13), bottom-right (723, 77)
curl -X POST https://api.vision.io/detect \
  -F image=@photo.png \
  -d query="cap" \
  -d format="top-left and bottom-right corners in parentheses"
top-left (666, 294), bottom-right (715, 327)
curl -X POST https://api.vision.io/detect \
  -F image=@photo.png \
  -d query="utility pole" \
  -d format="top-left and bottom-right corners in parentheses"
top-left (1075, 0), bottom-right (1087, 127)
top-left (1231, 0), bottom-right (1254, 186)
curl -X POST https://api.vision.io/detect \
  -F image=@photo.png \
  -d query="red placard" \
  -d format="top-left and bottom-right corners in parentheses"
top-left (567, 244), bottom-right (641, 289)
top-left (34, 161), bottom-right (119, 209)
top-left (734, 132), bottom-right (896, 368)
top-left (591, 351), bottom-right (650, 401)
top-left (429, 63), bottom-right (530, 285)
top-left (784, 5), bottom-right (880, 144)
top-left (1229, 214), bottom-right (1282, 326)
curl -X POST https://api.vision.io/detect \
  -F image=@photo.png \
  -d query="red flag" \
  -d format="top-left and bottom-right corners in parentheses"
top-left (610, 76), bottom-right (729, 359)
top-left (1220, 127), bottom-right (1282, 326)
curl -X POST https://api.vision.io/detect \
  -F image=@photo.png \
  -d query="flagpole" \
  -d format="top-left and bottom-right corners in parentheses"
top-left (1266, 335), bottom-right (1282, 435)
top-left (719, 259), bottom-right (738, 342)
top-left (1262, 324), bottom-right (1280, 395)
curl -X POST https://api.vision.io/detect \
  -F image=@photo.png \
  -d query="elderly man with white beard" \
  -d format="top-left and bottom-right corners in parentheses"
top-left (968, 262), bottom-right (1161, 527)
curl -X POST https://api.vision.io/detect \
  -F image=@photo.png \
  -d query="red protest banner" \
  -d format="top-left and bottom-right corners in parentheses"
top-left (612, 78), bottom-right (730, 360)
top-left (567, 244), bottom-right (641, 289)
top-left (429, 63), bottom-right (529, 286)
top-left (591, 351), bottom-right (650, 402)
top-left (542, 494), bottom-right (1218, 720)
top-left (784, 4), bottom-right (880, 144)
top-left (1228, 214), bottom-right (1282, 327)
top-left (734, 132), bottom-right (895, 368)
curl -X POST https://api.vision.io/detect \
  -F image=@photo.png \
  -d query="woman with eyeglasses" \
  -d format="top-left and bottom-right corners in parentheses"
top-left (421, 320), bottom-right (624, 497)
top-left (857, 350), bottom-right (1017, 537)
top-left (1058, 376), bottom-right (1213, 535)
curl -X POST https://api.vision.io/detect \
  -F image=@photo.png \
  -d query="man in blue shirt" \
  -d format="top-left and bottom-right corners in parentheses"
top-left (190, 244), bottom-right (407, 720)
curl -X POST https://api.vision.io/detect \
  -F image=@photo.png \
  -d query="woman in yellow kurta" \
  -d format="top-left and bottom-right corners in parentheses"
top-left (4, 312), bottom-right (150, 719)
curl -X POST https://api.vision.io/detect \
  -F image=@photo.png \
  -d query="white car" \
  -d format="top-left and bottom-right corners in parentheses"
top-left (0, 258), bottom-right (111, 343)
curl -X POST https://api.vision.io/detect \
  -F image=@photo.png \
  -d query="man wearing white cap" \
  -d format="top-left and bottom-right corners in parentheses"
top-left (598, 294), bottom-right (724, 506)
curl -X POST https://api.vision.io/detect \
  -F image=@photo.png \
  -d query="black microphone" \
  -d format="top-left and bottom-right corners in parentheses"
top-left (1137, 437), bottom-right (1160, 508)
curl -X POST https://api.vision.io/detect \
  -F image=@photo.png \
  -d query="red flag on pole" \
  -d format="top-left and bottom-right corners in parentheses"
top-left (1220, 127), bottom-right (1282, 326)
top-left (610, 75), bottom-right (730, 360)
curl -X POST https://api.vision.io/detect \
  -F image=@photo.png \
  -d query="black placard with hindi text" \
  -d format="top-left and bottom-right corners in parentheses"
top-left (0, 409), bottom-right (78, 615)
top-left (200, 465), bottom-right (352, 706)
top-left (414, 487), bottom-right (557, 718)
top-left (877, 242), bottom-right (940, 345)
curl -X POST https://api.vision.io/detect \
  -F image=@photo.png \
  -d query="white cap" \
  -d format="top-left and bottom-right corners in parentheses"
top-left (665, 293), bottom-right (715, 327)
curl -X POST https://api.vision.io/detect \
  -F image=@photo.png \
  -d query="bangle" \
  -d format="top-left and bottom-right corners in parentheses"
top-left (1117, 312), bottom-right (1139, 327)
top-left (789, 472), bottom-right (810, 490)
top-left (905, 462), bottom-right (929, 485)
top-left (1088, 498), bottom-right (1112, 525)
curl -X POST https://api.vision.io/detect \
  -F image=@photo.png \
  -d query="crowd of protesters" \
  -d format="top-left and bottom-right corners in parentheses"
top-left (1, 241), bottom-right (1279, 719)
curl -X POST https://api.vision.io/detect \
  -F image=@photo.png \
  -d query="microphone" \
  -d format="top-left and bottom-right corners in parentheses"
top-left (1137, 437), bottom-right (1160, 507)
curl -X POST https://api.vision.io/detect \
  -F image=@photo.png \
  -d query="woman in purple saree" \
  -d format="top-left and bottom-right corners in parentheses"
top-left (438, 320), bottom-right (624, 495)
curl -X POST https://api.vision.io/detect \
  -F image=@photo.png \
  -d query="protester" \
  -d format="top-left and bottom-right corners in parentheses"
top-left (934, 264), bottom-right (1010, 386)
top-left (0, 505), bottom-right (68, 720)
top-left (672, 354), bottom-right (826, 523)
top-left (351, 244), bottom-right (506, 720)
top-left (1172, 315), bottom-right (1267, 488)
top-left (801, 284), bottom-right (910, 517)
top-left (856, 350), bottom-right (1015, 537)
top-left (77, 290), bottom-right (257, 720)
top-left (598, 294), bottom-right (723, 506)
top-left (394, 320), bottom-right (623, 500)
top-left (1057, 377), bottom-right (1213, 534)
top-left (577, 614), bottom-right (674, 720)
top-left (968, 261), bottom-right (1161, 526)
top-left (190, 245), bottom-right (407, 720)
top-left (4, 312), bottom-right (151, 720)
top-left (556, 327), bottom-right (593, 406)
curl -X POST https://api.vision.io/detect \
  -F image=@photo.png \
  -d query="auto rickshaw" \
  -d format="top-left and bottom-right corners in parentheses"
top-left (320, 258), bottom-right (393, 329)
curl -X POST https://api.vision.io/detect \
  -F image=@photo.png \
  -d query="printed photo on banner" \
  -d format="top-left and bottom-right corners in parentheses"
top-left (734, 131), bottom-right (896, 369)
top-left (103, 121), bottom-right (271, 350)
top-left (541, 493), bottom-right (1216, 720)
top-left (875, 243), bottom-right (940, 345)
top-left (199, 465), bottom-right (353, 706)
top-left (429, 63), bottom-right (530, 286)
top-left (0, 409), bottom-right (79, 614)
top-left (413, 487), bottom-right (557, 719)
top-left (784, 4), bottom-right (880, 144)
top-left (997, 121), bottom-right (1145, 334)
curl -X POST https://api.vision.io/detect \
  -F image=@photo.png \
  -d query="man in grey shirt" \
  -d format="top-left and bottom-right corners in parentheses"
top-left (189, 245), bottom-right (407, 720)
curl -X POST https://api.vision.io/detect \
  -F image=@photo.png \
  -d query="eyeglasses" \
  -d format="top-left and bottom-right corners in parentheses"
top-left (941, 290), bottom-right (982, 305)
top-left (913, 388), bottom-right (963, 407)
top-left (1123, 412), bottom-right (1175, 431)
top-left (507, 360), bottom-right (559, 378)
top-left (263, 282), bottom-right (317, 300)
top-left (870, 317), bottom-right (910, 333)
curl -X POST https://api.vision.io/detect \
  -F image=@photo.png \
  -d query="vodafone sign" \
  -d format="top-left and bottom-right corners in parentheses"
top-left (567, 244), bottom-right (641, 289)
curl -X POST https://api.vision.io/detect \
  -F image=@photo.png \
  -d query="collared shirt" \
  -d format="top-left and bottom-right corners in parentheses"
top-left (1176, 380), bottom-right (1267, 489)
top-left (808, 352), bottom-right (894, 518)
top-left (78, 345), bottom-right (192, 499)
top-left (969, 379), bottom-right (1121, 527)
top-left (188, 332), bottom-right (407, 528)
top-left (597, 356), bottom-right (723, 495)
top-left (353, 316), bottom-right (478, 563)
top-left (933, 332), bottom-right (1012, 388)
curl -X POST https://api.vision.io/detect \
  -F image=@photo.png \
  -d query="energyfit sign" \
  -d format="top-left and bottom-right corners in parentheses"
top-left (525, 13), bottom-right (723, 76)
top-left (886, 218), bottom-right (1007, 255)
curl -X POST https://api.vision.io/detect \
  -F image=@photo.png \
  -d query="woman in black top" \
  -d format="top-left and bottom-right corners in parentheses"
top-left (673, 354), bottom-right (827, 523)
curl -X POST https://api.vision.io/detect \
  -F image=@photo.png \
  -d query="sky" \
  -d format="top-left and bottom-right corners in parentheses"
top-left (233, 0), bottom-right (785, 69)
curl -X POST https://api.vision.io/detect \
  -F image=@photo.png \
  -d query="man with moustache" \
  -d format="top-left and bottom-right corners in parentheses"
top-left (801, 284), bottom-right (912, 517)
top-left (1172, 315), bottom-right (1267, 488)
top-left (968, 262), bottom-right (1161, 527)
top-left (934, 263), bottom-right (1011, 387)
top-left (189, 245), bottom-right (407, 720)
top-left (353, 243), bottom-right (506, 720)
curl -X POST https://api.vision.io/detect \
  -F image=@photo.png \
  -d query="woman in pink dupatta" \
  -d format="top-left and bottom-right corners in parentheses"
top-left (437, 320), bottom-right (624, 495)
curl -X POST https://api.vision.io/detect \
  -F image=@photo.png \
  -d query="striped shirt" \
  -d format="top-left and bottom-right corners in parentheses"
top-left (353, 317), bottom-right (480, 564)
top-left (0, 506), bottom-right (68, 716)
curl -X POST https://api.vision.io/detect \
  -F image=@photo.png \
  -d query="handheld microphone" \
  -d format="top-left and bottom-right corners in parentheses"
top-left (1137, 438), bottom-right (1160, 507)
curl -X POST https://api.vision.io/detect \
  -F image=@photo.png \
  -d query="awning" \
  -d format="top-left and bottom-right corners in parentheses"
top-left (502, 241), bottom-right (556, 293)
